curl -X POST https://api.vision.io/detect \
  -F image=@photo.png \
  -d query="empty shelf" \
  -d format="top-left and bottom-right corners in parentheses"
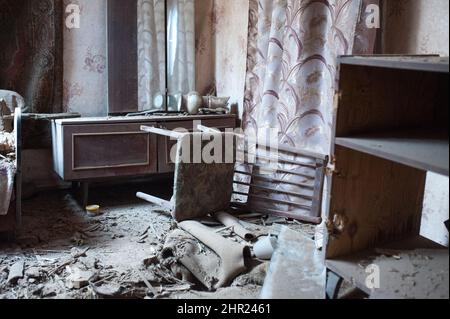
top-left (339, 56), bottom-right (449, 73)
top-left (326, 236), bottom-right (449, 299)
top-left (336, 130), bottom-right (449, 176)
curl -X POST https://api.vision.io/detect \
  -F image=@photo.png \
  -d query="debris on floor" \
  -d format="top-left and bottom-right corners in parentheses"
top-left (261, 226), bottom-right (326, 299)
top-left (0, 185), bottom-right (321, 299)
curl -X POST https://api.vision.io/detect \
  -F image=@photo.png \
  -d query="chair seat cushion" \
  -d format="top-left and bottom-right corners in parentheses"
top-left (171, 132), bottom-right (236, 221)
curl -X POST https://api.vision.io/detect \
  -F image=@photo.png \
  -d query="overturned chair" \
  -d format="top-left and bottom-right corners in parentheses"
top-left (137, 125), bottom-right (238, 222)
top-left (137, 124), bottom-right (329, 224)
top-left (137, 124), bottom-right (329, 290)
top-left (137, 125), bottom-right (250, 290)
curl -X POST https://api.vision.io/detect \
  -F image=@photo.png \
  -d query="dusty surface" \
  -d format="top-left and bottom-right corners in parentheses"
top-left (0, 180), bottom-right (316, 299)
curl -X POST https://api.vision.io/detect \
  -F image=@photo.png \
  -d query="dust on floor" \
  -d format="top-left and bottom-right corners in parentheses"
top-left (0, 181), bottom-right (315, 299)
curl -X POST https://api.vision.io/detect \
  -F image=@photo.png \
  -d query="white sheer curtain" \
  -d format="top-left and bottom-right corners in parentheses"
top-left (167, 0), bottom-right (196, 98)
top-left (138, 0), bottom-right (166, 111)
top-left (138, 0), bottom-right (195, 111)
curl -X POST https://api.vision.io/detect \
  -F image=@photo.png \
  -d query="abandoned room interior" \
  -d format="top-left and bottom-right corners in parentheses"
top-left (0, 0), bottom-right (449, 301)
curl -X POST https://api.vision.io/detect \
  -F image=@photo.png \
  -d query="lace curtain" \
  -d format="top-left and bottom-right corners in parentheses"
top-left (167, 0), bottom-right (195, 97)
top-left (138, 0), bottom-right (166, 111)
top-left (138, 0), bottom-right (195, 111)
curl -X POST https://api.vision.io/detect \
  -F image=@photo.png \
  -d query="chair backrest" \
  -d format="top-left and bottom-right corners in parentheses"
top-left (231, 137), bottom-right (329, 224)
top-left (171, 132), bottom-right (237, 221)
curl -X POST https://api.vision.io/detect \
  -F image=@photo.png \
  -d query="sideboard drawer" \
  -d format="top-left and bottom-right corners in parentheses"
top-left (53, 122), bottom-right (158, 180)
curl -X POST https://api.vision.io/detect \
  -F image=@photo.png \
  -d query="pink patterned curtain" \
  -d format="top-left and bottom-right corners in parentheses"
top-left (239, 0), bottom-right (378, 220)
top-left (243, 0), bottom-right (376, 155)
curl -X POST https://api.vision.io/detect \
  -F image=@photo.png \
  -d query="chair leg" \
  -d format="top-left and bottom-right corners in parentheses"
top-left (137, 192), bottom-right (173, 211)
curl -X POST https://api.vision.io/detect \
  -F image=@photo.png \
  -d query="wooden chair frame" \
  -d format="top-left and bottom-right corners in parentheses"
top-left (138, 124), bottom-right (328, 224)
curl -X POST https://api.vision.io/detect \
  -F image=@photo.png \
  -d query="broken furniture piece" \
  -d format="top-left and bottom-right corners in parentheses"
top-left (230, 134), bottom-right (328, 224)
top-left (325, 56), bottom-right (449, 299)
top-left (0, 90), bottom-right (23, 237)
top-left (178, 221), bottom-right (251, 290)
top-left (137, 125), bottom-right (237, 222)
top-left (194, 124), bottom-right (329, 225)
top-left (213, 211), bottom-right (257, 242)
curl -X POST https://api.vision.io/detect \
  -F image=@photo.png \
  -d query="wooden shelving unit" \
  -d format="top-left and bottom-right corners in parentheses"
top-left (326, 55), bottom-right (449, 299)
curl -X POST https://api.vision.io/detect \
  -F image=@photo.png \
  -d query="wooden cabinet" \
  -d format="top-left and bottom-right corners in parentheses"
top-left (53, 121), bottom-right (158, 180)
top-left (325, 56), bottom-right (449, 299)
top-left (52, 115), bottom-right (237, 180)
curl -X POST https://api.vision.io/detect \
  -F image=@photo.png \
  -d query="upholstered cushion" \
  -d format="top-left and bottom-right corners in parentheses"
top-left (171, 132), bottom-right (236, 222)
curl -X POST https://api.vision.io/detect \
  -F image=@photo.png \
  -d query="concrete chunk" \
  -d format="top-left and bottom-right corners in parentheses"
top-left (261, 227), bottom-right (326, 299)
top-left (7, 261), bottom-right (25, 285)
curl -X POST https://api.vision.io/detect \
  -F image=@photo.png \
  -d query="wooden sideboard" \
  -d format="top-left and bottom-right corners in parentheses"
top-left (52, 114), bottom-right (237, 205)
top-left (52, 114), bottom-right (237, 181)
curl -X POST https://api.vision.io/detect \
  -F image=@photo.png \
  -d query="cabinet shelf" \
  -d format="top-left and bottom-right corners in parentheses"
top-left (336, 129), bottom-right (449, 176)
top-left (326, 236), bottom-right (449, 299)
top-left (339, 56), bottom-right (449, 73)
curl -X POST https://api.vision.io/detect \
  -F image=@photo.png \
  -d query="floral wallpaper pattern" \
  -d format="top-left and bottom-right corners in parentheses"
top-left (195, 0), bottom-right (215, 95)
top-left (83, 47), bottom-right (107, 74)
top-left (194, 0), bottom-right (250, 114)
top-left (63, 0), bottom-right (107, 116)
top-left (213, 0), bottom-right (250, 117)
top-left (383, 0), bottom-right (449, 56)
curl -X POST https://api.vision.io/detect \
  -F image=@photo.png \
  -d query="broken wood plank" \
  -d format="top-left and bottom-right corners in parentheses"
top-left (136, 268), bottom-right (158, 297)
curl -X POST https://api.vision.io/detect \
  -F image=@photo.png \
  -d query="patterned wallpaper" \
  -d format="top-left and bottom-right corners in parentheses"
top-left (195, 0), bottom-right (250, 118)
top-left (63, 0), bottom-right (108, 117)
top-left (383, 0), bottom-right (449, 56)
top-left (195, 0), bottom-right (215, 95)
top-left (213, 0), bottom-right (249, 118)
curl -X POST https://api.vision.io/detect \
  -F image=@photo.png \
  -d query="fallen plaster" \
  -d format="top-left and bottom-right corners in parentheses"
top-left (179, 221), bottom-right (251, 290)
top-left (0, 184), bottom-right (319, 299)
top-left (261, 226), bottom-right (326, 299)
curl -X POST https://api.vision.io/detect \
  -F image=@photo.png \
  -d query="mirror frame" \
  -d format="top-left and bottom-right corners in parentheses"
top-left (108, 0), bottom-right (194, 115)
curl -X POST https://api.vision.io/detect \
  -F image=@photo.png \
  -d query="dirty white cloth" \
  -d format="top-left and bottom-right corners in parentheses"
top-left (0, 159), bottom-right (15, 216)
